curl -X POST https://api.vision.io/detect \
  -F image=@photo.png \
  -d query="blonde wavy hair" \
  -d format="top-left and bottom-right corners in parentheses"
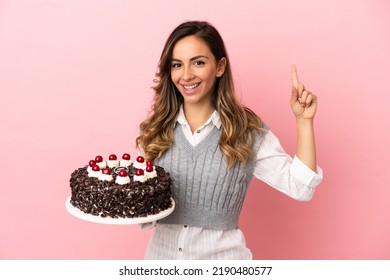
top-left (136, 21), bottom-right (264, 168)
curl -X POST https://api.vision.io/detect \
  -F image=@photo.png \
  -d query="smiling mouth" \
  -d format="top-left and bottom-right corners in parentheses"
top-left (182, 83), bottom-right (200, 90)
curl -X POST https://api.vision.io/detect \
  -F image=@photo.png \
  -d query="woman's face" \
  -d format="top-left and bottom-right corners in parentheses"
top-left (171, 35), bottom-right (225, 107)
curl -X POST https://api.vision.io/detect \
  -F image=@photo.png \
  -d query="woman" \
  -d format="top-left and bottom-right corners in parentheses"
top-left (136, 21), bottom-right (323, 259)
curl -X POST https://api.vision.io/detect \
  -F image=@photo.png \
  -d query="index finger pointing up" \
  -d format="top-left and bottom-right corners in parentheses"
top-left (291, 64), bottom-right (299, 89)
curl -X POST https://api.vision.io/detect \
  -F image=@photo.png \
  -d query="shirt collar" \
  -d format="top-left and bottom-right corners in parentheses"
top-left (177, 105), bottom-right (221, 129)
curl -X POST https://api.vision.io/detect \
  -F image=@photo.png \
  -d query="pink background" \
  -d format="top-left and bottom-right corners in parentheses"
top-left (1, 0), bottom-right (389, 259)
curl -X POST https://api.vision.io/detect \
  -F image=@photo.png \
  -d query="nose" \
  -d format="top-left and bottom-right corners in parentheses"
top-left (182, 65), bottom-right (194, 81)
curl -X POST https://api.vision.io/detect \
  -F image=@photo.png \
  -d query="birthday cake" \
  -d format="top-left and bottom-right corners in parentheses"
top-left (69, 154), bottom-right (172, 219)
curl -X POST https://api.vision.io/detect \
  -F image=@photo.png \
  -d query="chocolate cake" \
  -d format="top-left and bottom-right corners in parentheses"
top-left (69, 154), bottom-right (172, 219)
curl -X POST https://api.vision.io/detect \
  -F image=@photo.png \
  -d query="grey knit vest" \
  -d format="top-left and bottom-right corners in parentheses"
top-left (156, 125), bottom-right (262, 230)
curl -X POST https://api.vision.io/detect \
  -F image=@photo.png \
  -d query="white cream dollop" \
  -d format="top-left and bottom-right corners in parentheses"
top-left (98, 173), bottom-right (113, 182)
top-left (133, 174), bottom-right (147, 183)
top-left (107, 160), bottom-right (119, 168)
top-left (95, 161), bottom-right (107, 169)
top-left (116, 176), bottom-right (130, 185)
top-left (133, 160), bottom-right (146, 169)
top-left (144, 167), bottom-right (157, 180)
top-left (87, 169), bottom-right (101, 178)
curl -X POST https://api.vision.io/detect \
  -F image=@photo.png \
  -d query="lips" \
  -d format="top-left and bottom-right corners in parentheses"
top-left (182, 83), bottom-right (200, 90)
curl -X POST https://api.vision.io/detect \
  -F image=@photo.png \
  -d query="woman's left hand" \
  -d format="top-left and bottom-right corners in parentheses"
top-left (290, 64), bottom-right (317, 120)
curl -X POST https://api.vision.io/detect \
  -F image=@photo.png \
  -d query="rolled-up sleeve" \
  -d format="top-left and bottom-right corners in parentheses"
top-left (253, 130), bottom-right (323, 201)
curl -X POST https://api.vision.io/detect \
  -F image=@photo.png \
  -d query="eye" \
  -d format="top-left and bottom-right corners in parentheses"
top-left (194, 60), bottom-right (205, 66)
top-left (172, 63), bottom-right (181, 68)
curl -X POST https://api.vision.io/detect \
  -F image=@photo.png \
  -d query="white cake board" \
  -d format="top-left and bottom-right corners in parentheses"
top-left (65, 196), bottom-right (175, 225)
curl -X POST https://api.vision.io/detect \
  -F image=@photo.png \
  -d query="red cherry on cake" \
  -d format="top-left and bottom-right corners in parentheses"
top-left (102, 168), bottom-right (111, 175)
top-left (122, 153), bottom-right (131, 160)
top-left (146, 165), bottom-right (153, 172)
top-left (118, 169), bottom-right (128, 177)
top-left (89, 160), bottom-right (96, 167)
top-left (108, 154), bottom-right (117, 160)
top-left (95, 155), bottom-right (103, 163)
top-left (135, 169), bottom-right (144, 176)
top-left (146, 160), bottom-right (153, 166)
top-left (92, 165), bottom-right (100, 172)
top-left (136, 156), bottom-right (144, 163)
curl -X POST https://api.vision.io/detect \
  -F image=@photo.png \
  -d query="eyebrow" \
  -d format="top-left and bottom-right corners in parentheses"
top-left (171, 55), bottom-right (210, 62)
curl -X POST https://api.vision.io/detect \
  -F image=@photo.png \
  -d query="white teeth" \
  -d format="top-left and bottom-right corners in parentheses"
top-left (183, 83), bottom-right (199, 90)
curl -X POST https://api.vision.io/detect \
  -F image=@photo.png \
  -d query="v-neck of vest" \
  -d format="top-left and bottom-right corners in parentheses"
top-left (175, 125), bottom-right (221, 156)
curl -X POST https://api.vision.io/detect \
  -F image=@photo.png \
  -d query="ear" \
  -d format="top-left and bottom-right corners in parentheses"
top-left (216, 57), bottom-right (227, 77)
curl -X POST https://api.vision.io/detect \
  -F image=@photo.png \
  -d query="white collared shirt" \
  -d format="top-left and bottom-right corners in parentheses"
top-left (143, 106), bottom-right (323, 259)
top-left (176, 105), bottom-right (221, 146)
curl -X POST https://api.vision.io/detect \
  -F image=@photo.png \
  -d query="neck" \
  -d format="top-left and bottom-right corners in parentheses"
top-left (183, 102), bottom-right (214, 134)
